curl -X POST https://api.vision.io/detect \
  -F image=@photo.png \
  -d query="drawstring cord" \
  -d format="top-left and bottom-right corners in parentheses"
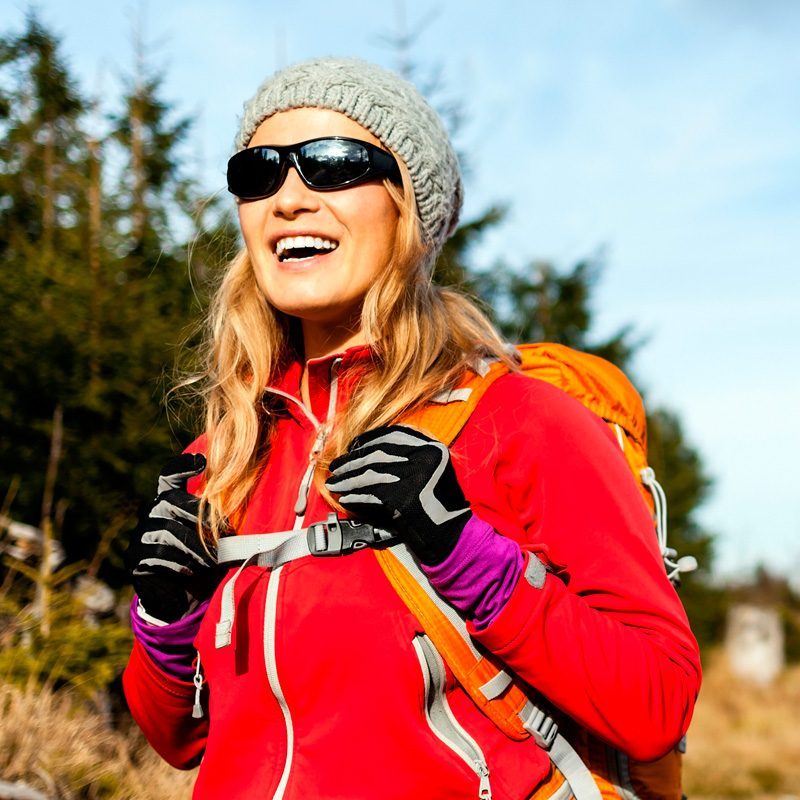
top-left (640, 466), bottom-right (698, 583)
top-left (615, 425), bottom-right (698, 584)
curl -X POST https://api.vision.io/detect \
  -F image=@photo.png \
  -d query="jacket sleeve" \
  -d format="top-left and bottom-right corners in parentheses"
top-left (123, 434), bottom-right (211, 768)
top-left (123, 640), bottom-right (208, 769)
top-left (453, 374), bottom-right (702, 762)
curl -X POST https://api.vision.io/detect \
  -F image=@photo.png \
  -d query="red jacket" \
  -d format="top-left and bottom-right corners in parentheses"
top-left (123, 346), bottom-right (701, 799)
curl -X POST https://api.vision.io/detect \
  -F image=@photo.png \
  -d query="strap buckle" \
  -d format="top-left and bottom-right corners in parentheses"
top-left (307, 513), bottom-right (383, 557)
top-left (520, 701), bottom-right (559, 750)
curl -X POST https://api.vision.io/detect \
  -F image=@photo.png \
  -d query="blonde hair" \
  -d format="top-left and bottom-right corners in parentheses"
top-left (194, 160), bottom-right (515, 542)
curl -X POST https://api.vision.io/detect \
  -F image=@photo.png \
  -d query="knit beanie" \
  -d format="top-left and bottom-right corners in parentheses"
top-left (235, 57), bottom-right (463, 262)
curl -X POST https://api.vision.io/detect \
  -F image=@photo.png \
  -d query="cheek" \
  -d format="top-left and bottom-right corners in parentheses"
top-left (353, 196), bottom-right (399, 260)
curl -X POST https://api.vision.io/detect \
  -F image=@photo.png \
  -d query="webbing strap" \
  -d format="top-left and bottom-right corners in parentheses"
top-left (479, 670), bottom-right (513, 700)
top-left (431, 387), bottom-right (473, 404)
top-left (217, 530), bottom-right (310, 565)
top-left (549, 736), bottom-right (603, 800)
top-left (390, 540), bottom-right (602, 800)
top-left (215, 520), bottom-right (396, 649)
top-left (215, 551), bottom-right (258, 648)
top-left (216, 531), bottom-right (316, 649)
top-left (387, 543), bottom-right (484, 661)
top-left (519, 702), bottom-right (602, 800)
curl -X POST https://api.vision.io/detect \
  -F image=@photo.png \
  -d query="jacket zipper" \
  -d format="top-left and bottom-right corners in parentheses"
top-left (192, 651), bottom-right (205, 719)
top-left (412, 633), bottom-right (492, 800)
top-left (260, 357), bottom-right (342, 798)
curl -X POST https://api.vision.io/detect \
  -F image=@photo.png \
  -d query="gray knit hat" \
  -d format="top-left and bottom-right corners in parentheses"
top-left (235, 57), bottom-right (463, 260)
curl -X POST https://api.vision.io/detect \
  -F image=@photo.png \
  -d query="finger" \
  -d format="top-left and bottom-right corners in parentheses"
top-left (349, 428), bottom-right (432, 455)
top-left (328, 448), bottom-right (407, 476)
top-left (136, 518), bottom-right (214, 563)
top-left (346, 424), bottom-right (429, 453)
top-left (335, 496), bottom-right (398, 528)
top-left (132, 557), bottom-right (193, 577)
top-left (326, 467), bottom-right (401, 494)
top-left (157, 453), bottom-right (206, 493)
top-left (338, 493), bottom-right (385, 507)
top-left (141, 527), bottom-right (210, 565)
top-left (150, 489), bottom-right (200, 525)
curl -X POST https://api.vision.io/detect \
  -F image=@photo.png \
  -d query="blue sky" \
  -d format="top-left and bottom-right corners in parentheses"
top-left (3, 0), bottom-right (798, 582)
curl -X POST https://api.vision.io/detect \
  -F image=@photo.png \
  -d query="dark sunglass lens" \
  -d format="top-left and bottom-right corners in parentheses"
top-left (298, 140), bottom-right (370, 188)
top-left (227, 147), bottom-right (281, 198)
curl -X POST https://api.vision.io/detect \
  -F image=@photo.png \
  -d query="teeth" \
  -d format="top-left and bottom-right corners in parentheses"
top-left (275, 235), bottom-right (338, 258)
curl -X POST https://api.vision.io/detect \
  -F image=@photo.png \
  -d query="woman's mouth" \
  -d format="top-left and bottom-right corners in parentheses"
top-left (275, 235), bottom-right (339, 263)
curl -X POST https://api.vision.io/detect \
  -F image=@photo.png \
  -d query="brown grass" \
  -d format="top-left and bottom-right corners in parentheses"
top-left (684, 650), bottom-right (800, 799)
top-left (2, 652), bottom-right (799, 799)
top-left (0, 680), bottom-right (195, 799)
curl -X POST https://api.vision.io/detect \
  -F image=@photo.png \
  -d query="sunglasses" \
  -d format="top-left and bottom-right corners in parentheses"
top-left (227, 136), bottom-right (402, 201)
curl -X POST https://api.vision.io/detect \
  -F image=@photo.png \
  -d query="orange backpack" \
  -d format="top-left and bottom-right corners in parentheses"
top-left (374, 342), bottom-right (690, 800)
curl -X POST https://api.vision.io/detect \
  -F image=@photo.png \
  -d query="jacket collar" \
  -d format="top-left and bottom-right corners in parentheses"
top-left (268, 344), bottom-right (376, 426)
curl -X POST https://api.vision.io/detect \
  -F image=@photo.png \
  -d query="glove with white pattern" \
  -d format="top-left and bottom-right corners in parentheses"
top-left (326, 425), bottom-right (471, 565)
top-left (126, 453), bottom-right (220, 623)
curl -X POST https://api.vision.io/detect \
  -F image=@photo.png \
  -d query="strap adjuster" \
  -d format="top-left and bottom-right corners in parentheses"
top-left (520, 701), bottom-right (559, 750)
top-left (307, 513), bottom-right (382, 557)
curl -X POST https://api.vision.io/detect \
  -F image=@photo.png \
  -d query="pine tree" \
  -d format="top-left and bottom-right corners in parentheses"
top-left (0, 11), bottom-right (91, 542)
top-left (0, 13), bottom-right (211, 579)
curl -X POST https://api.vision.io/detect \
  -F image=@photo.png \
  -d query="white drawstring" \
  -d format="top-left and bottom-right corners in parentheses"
top-left (640, 467), bottom-right (667, 552)
top-left (640, 467), bottom-right (698, 583)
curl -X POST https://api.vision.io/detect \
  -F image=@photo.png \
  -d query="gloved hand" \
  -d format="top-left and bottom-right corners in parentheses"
top-left (326, 425), bottom-right (471, 565)
top-left (126, 453), bottom-right (220, 623)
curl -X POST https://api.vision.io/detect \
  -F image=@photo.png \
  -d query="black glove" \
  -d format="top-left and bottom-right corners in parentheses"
top-left (326, 425), bottom-right (471, 565)
top-left (126, 453), bottom-right (219, 623)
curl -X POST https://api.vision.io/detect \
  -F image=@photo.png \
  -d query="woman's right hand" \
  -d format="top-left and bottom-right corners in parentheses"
top-left (126, 453), bottom-right (220, 623)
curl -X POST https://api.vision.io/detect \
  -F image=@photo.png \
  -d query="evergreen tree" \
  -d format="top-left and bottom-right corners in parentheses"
top-left (0, 13), bottom-right (211, 580)
top-left (61, 28), bottom-right (212, 570)
top-left (0, 11), bottom-right (91, 538)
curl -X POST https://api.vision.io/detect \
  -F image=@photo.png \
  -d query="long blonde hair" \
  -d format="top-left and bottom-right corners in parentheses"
top-left (194, 160), bottom-right (515, 542)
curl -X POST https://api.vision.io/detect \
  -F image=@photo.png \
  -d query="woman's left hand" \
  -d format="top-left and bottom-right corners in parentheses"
top-left (326, 425), bottom-right (471, 565)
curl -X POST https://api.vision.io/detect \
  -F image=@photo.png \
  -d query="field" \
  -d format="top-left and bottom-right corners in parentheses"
top-left (683, 653), bottom-right (800, 799)
top-left (0, 652), bottom-right (798, 799)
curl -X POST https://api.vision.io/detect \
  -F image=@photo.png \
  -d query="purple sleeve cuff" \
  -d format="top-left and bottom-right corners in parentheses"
top-left (129, 596), bottom-right (209, 682)
top-left (421, 514), bottom-right (525, 630)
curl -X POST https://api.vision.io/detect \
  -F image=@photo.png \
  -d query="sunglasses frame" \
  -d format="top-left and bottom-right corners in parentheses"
top-left (227, 136), bottom-right (402, 201)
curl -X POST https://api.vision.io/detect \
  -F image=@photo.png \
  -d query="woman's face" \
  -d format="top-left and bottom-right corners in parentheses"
top-left (238, 108), bottom-right (400, 335)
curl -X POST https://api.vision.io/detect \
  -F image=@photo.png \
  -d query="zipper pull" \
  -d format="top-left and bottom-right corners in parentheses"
top-left (192, 652), bottom-right (205, 719)
top-left (294, 424), bottom-right (329, 517)
top-left (476, 762), bottom-right (491, 799)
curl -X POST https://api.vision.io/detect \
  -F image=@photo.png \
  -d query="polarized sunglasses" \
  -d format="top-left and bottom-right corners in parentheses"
top-left (227, 136), bottom-right (402, 201)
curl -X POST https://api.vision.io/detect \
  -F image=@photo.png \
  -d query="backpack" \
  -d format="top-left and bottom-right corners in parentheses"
top-left (215, 342), bottom-right (696, 799)
top-left (375, 342), bottom-right (694, 800)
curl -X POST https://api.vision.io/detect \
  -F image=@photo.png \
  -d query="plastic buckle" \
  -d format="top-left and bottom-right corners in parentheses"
top-left (522, 704), bottom-right (559, 750)
top-left (307, 513), bottom-right (379, 557)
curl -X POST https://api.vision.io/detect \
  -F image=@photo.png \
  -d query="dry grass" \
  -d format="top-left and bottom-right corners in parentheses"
top-left (0, 680), bottom-right (195, 799)
top-left (2, 653), bottom-right (799, 799)
top-left (684, 650), bottom-right (800, 799)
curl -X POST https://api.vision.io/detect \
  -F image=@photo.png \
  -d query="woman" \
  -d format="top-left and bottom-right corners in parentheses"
top-left (124, 58), bottom-right (701, 800)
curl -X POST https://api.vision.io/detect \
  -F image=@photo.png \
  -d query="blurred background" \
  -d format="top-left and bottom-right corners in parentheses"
top-left (0, 1), bottom-right (798, 798)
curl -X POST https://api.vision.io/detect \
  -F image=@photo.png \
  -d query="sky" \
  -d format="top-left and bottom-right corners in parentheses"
top-left (2, 0), bottom-right (798, 583)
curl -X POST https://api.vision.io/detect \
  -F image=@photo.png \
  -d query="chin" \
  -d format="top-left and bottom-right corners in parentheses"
top-left (272, 299), bottom-right (361, 328)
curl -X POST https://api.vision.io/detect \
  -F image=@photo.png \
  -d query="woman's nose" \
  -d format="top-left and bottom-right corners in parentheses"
top-left (271, 164), bottom-right (321, 218)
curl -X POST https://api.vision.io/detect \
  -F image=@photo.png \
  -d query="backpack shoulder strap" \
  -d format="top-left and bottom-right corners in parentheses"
top-left (401, 343), bottom-right (646, 452)
top-left (400, 356), bottom-right (511, 446)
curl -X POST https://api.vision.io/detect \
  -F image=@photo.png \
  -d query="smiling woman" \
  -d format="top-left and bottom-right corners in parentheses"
top-left (122, 57), bottom-right (701, 800)
top-left (238, 109), bottom-right (401, 352)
